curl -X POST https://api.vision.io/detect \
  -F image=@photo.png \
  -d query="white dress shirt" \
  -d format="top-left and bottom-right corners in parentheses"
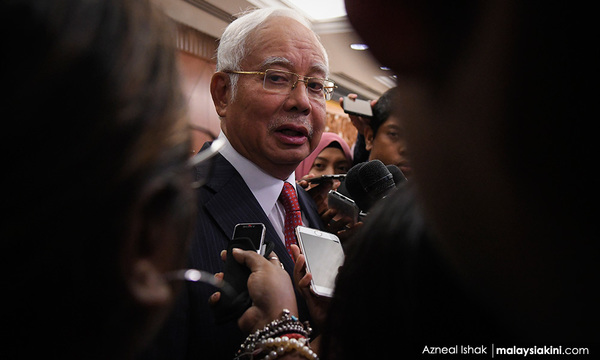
top-left (217, 131), bottom-right (306, 245)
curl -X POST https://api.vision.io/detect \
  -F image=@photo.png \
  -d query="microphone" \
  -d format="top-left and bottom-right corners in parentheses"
top-left (386, 164), bottom-right (407, 187)
top-left (341, 160), bottom-right (396, 212)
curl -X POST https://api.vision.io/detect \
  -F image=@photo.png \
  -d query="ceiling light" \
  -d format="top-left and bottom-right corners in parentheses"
top-left (284, 0), bottom-right (347, 21)
top-left (380, 66), bottom-right (391, 71)
top-left (350, 43), bottom-right (369, 51)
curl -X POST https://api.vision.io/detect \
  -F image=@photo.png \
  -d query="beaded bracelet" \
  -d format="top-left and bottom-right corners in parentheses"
top-left (258, 335), bottom-right (318, 360)
top-left (235, 309), bottom-right (318, 360)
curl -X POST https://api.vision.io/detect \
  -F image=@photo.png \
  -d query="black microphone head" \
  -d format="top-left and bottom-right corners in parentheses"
top-left (386, 164), bottom-right (407, 187)
top-left (359, 159), bottom-right (395, 198)
top-left (343, 161), bottom-right (365, 203)
top-left (344, 160), bottom-right (396, 211)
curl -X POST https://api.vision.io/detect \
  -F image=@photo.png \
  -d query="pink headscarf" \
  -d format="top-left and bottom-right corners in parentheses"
top-left (295, 132), bottom-right (353, 179)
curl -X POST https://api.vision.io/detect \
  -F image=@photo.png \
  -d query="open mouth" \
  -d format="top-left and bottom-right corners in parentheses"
top-left (279, 128), bottom-right (306, 137)
top-left (274, 124), bottom-right (309, 145)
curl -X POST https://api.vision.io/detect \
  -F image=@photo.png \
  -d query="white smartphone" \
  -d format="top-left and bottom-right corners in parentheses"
top-left (295, 226), bottom-right (345, 297)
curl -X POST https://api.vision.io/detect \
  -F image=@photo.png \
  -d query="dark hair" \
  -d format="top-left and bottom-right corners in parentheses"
top-left (506, 2), bottom-right (593, 230)
top-left (325, 141), bottom-right (343, 151)
top-left (3, 0), bottom-right (194, 357)
top-left (328, 2), bottom-right (596, 354)
top-left (321, 186), bottom-right (505, 359)
top-left (369, 87), bottom-right (397, 136)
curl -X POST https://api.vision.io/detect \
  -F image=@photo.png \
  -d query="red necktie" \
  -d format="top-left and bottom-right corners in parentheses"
top-left (279, 182), bottom-right (303, 257)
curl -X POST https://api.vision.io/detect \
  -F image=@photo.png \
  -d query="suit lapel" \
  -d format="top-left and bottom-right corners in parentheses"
top-left (200, 154), bottom-right (296, 272)
top-left (297, 186), bottom-right (325, 230)
top-left (202, 154), bottom-right (269, 240)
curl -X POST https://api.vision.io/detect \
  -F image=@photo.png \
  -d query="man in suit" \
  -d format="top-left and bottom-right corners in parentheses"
top-left (142, 8), bottom-right (335, 359)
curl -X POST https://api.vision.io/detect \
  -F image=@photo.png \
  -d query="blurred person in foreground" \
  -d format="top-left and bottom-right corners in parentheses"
top-left (2, 0), bottom-right (196, 358)
top-left (320, 0), bottom-right (596, 357)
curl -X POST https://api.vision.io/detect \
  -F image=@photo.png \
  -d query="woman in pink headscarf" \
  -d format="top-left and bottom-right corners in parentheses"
top-left (295, 132), bottom-right (353, 181)
top-left (296, 132), bottom-right (357, 237)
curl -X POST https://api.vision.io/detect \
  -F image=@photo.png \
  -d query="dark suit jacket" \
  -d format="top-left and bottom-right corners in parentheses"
top-left (142, 151), bottom-right (324, 360)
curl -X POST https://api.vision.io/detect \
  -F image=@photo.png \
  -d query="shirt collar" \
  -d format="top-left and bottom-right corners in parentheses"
top-left (217, 131), bottom-right (296, 215)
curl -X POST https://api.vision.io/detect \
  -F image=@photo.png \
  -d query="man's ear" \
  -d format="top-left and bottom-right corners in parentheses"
top-left (210, 72), bottom-right (231, 118)
top-left (364, 126), bottom-right (375, 151)
top-left (128, 259), bottom-right (171, 307)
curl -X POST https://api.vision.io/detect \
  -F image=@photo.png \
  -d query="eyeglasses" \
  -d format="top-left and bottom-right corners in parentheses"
top-left (224, 69), bottom-right (337, 101)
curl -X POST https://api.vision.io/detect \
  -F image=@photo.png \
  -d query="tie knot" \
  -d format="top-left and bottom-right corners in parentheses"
top-left (279, 182), bottom-right (300, 213)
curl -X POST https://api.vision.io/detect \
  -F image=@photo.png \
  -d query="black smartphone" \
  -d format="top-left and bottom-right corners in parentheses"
top-left (327, 190), bottom-right (359, 224)
top-left (232, 223), bottom-right (266, 255)
top-left (307, 174), bottom-right (346, 185)
top-left (213, 223), bottom-right (267, 323)
top-left (342, 96), bottom-right (373, 117)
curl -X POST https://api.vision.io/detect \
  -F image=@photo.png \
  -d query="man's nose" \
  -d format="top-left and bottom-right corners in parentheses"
top-left (286, 79), bottom-right (311, 114)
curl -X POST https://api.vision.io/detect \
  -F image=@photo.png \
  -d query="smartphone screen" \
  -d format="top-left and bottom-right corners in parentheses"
top-left (233, 223), bottom-right (266, 254)
top-left (296, 226), bottom-right (345, 297)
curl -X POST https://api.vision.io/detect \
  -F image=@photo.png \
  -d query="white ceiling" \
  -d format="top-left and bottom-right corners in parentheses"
top-left (153, 0), bottom-right (395, 100)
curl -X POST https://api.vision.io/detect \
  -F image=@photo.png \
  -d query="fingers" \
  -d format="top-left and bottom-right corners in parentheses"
top-left (298, 173), bottom-right (316, 190)
top-left (321, 208), bottom-right (338, 226)
top-left (297, 271), bottom-right (312, 289)
top-left (329, 214), bottom-right (355, 234)
top-left (293, 252), bottom-right (313, 297)
top-left (331, 179), bottom-right (341, 191)
top-left (340, 94), bottom-right (358, 110)
top-left (334, 221), bottom-right (363, 246)
top-left (291, 245), bottom-right (310, 291)
top-left (227, 248), bottom-right (285, 273)
top-left (208, 272), bottom-right (224, 306)
top-left (230, 247), bottom-right (263, 270)
top-left (297, 179), bottom-right (309, 189)
top-left (290, 244), bottom-right (301, 262)
top-left (209, 291), bottom-right (220, 305)
top-left (340, 94), bottom-right (359, 109)
top-left (267, 252), bottom-right (284, 270)
top-left (301, 173), bottom-right (317, 182)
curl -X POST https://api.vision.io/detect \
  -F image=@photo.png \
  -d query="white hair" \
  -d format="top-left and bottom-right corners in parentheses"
top-left (216, 8), bottom-right (329, 98)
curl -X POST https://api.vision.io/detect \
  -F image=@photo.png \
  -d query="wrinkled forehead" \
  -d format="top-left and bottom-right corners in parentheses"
top-left (258, 56), bottom-right (329, 78)
top-left (244, 16), bottom-right (329, 76)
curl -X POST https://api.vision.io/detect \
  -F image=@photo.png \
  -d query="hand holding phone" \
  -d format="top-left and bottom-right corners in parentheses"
top-left (327, 190), bottom-right (359, 224)
top-left (306, 174), bottom-right (346, 185)
top-left (213, 223), bottom-right (267, 323)
top-left (213, 237), bottom-right (255, 323)
top-left (342, 95), bottom-right (373, 117)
